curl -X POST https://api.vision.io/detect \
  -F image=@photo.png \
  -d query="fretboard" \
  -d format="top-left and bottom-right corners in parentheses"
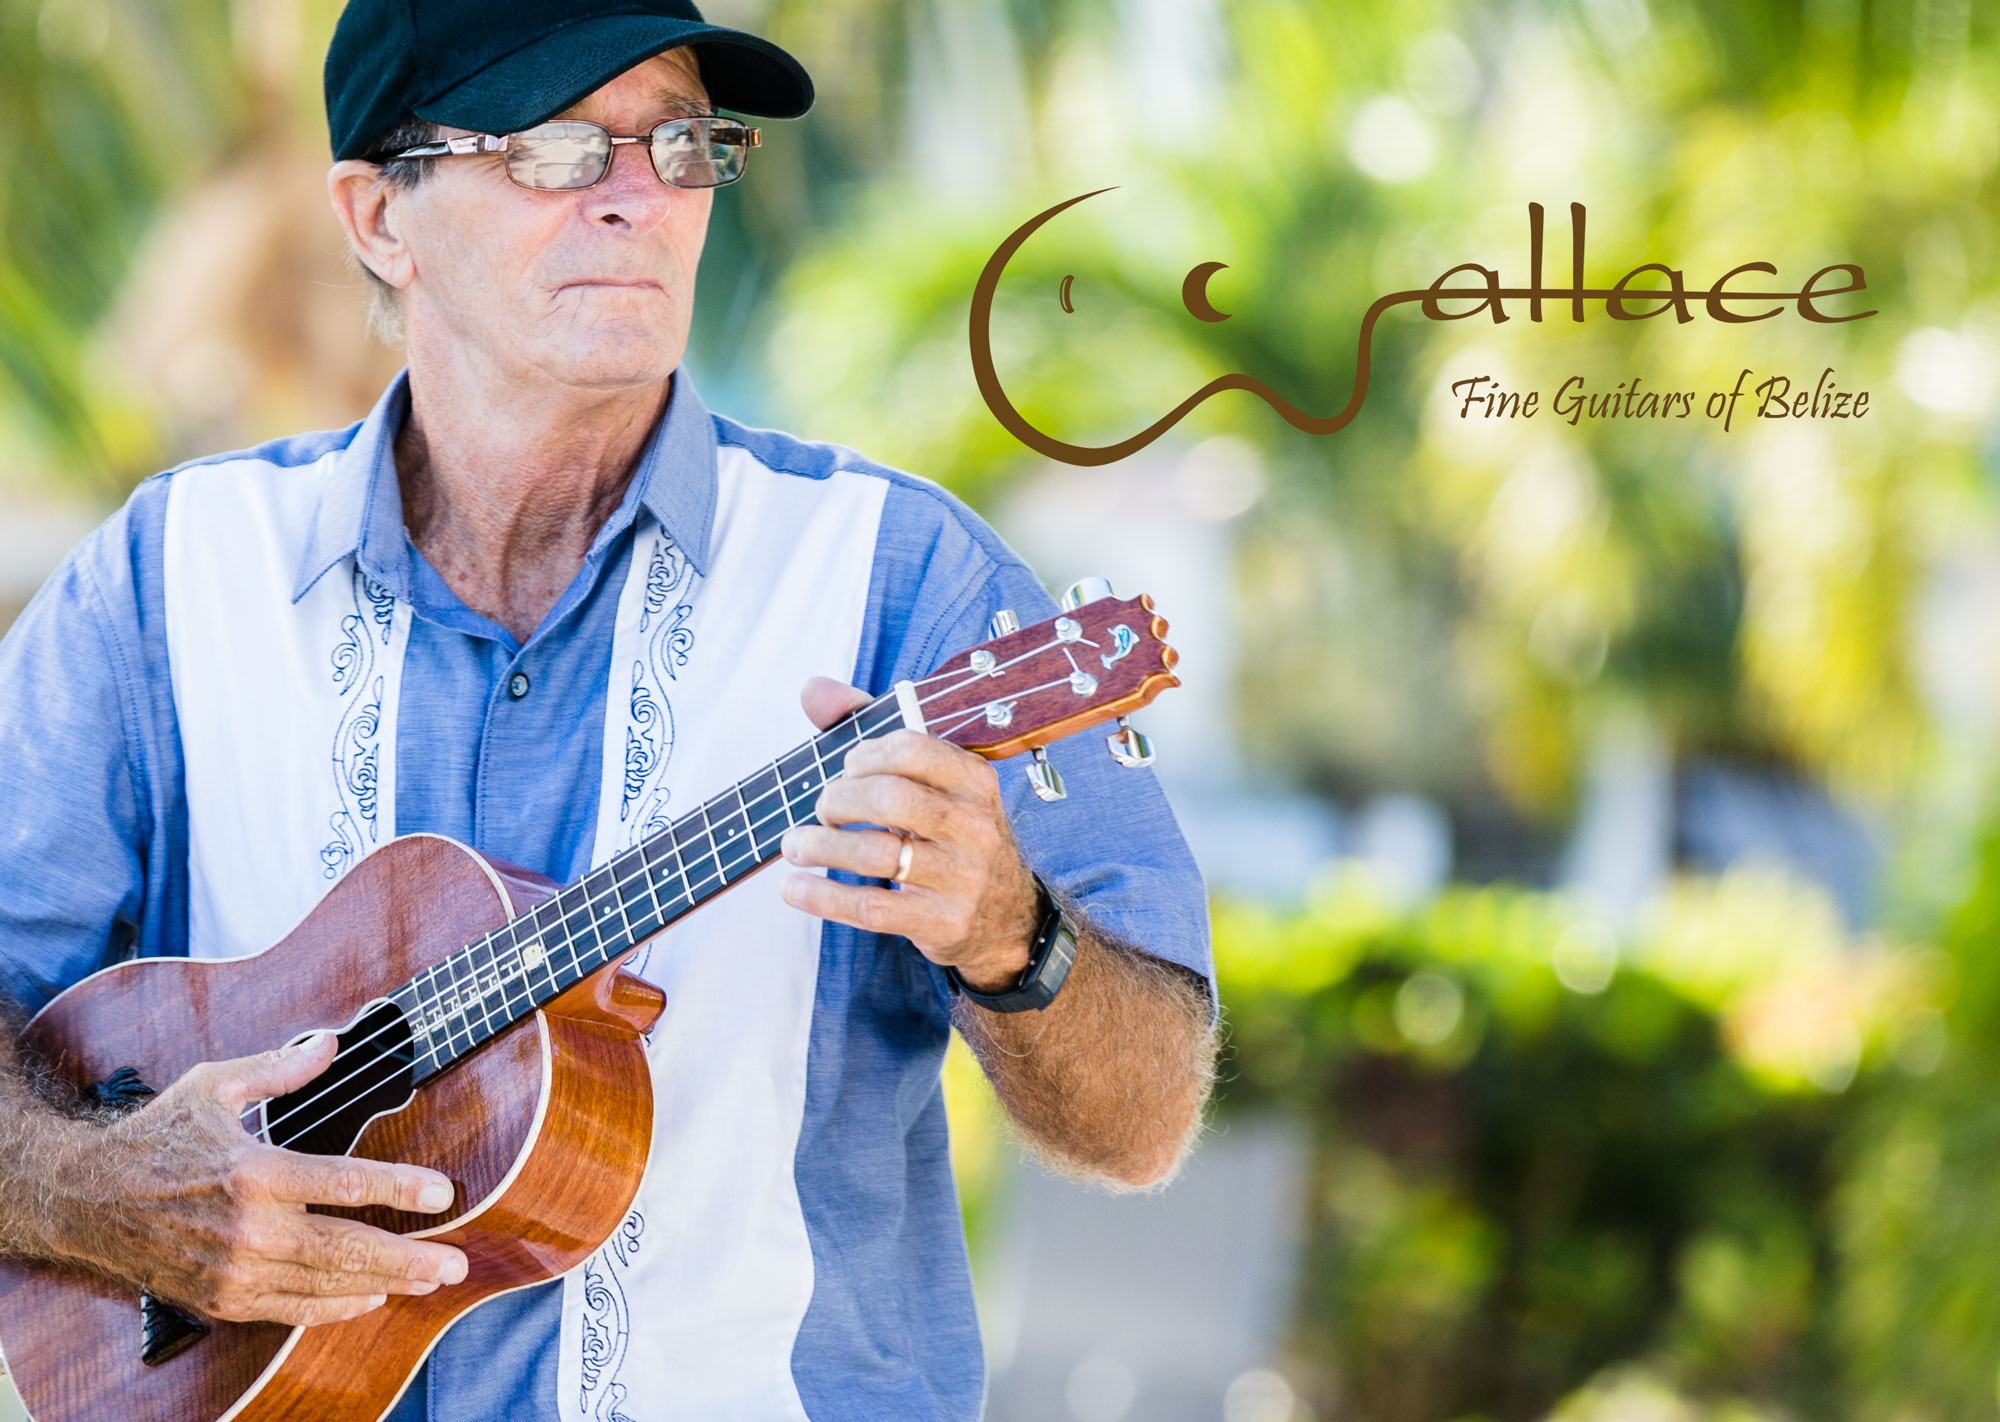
top-left (394, 689), bottom-right (911, 1079)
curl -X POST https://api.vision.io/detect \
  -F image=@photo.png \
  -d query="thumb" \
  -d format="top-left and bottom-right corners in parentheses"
top-left (207, 1031), bottom-right (338, 1109)
top-left (800, 676), bottom-right (872, 732)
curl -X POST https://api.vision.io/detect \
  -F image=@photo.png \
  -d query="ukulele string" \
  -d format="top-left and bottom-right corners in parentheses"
top-left (248, 646), bottom-right (1090, 1144)
top-left (246, 633), bottom-right (1097, 1142)
top-left (244, 678), bottom-right (1049, 1141)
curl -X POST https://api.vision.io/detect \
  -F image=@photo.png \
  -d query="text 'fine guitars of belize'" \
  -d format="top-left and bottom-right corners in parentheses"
top-left (0, 580), bottom-right (1177, 1422)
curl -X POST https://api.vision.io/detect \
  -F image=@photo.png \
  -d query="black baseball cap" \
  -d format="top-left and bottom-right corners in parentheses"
top-left (325, 0), bottom-right (815, 162)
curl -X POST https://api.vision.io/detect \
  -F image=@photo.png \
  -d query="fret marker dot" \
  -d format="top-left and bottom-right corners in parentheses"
top-left (522, 944), bottom-right (545, 970)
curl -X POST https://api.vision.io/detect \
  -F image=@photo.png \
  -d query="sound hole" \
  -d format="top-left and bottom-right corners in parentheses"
top-left (262, 1002), bottom-right (416, 1155)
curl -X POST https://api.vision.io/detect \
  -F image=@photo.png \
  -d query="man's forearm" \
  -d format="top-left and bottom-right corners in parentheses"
top-left (0, 1028), bottom-right (121, 1268)
top-left (954, 926), bottom-right (1215, 1189)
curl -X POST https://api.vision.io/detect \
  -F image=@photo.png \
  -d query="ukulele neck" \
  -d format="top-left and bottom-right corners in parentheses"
top-left (396, 692), bottom-right (909, 1080)
top-left (384, 590), bottom-right (1179, 1082)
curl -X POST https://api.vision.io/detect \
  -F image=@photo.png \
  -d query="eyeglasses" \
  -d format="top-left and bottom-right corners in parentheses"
top-left (386, 116), bottom-right (761, 191)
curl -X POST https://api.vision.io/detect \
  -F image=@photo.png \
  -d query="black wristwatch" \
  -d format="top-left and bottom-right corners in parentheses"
top-left (946, 873), bottom-right (1079, 1013)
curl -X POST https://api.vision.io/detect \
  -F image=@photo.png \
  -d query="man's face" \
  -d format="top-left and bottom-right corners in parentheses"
top-left (393, 49), bottom-right (714, 392)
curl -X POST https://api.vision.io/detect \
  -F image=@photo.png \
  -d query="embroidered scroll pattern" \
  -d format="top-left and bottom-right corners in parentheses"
top-left (621, 530), bottom-right (699, 842)
top-left (321, 566), bottom-right (395, 880)
top-left (576, 1209), bottom-right (647, 1422)
top-left (619, 529), bottom-right (699, 984)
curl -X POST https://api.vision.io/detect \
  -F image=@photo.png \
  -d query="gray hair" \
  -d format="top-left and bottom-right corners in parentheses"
top-left (355, 117), bottom-right (442, 344)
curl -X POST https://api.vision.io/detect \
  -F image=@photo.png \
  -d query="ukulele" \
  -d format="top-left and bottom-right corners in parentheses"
top-left (0, 580), bottom-right (1177, 1422)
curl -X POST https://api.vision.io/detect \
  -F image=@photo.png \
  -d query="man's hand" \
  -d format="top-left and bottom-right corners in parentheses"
top-left (777, 677), bottom-right (1217, 1190)
top-left (45, 1033), bottom-right (467, 1326)
top-left (779, 676), bottom-right (1041, 992)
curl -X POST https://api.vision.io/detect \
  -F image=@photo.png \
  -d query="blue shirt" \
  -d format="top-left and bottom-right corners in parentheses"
top-left (0, 368), bottom-right (1210, 1420)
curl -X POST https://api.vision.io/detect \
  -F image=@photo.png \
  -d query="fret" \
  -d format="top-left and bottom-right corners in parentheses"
top-left (663, 814), bottom-right (704, 904)
top-left (421, 969), bottom-right (453, 1071)
top-left (391, 981), bottom-right (433, 1076)
top-left (777, 744), bottom-right (822, 828)
top-left (494, 934), bottom-right (529, 1022)
top-left (403, 967), bottom-right (433, 1053)
top-left (742, 765), bottom-right (790, 860)
top-left (692, 808), bottom-right (732, 896)
top-left (536, 926), bottom-right (562, 1001)
top-left (635, 841), bottom-right (671, 926)
top-left (558, 886), bottom-right (604, 981)
top-left (607, 866), bottom-right (640, 949)
top-left (513, 917), bottom-right (558, 1003)
top-left (501, 934), bottom-right (535, 1020)
top-left (492, 923), bottom-right (534, 1012)
top-left (533, 897), bottom-right (580, 994)
top-left (818, 717), bottom-right (861, 764)
top-left (467, 936), bottom-right (504, 1037)
top-left (723, 785), bottom-right (757, 877)
top-left (585, 866), bottom-right (629, 961)
top-left (804, 737), bottom-right (833, 812)
top-left (613, 849), bottom-right (665, 943)
top-left (701, 796), bottom-right (746, 888)
top-left (638, 835), bottom-right (686, 921)
top-left (483, 935), bottom-right (519, 1032)
top-left (442, 950), bottom-right (477, 1060)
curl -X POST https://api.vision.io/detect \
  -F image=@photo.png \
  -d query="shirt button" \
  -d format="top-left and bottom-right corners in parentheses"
top-left (508, 672), bottom-right (531, 700)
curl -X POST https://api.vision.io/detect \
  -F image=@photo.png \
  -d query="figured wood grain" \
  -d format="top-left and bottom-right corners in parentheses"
top-left (228, 1008), bottom-right (656, 1422)
top-left (0, 834), bottom-right (662, 1422)
top-left (928, 595), bottom-right (1180, 760)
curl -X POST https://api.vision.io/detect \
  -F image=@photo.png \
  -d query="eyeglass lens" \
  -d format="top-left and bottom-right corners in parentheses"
top-left (505, 119), bottom-right (750, 190)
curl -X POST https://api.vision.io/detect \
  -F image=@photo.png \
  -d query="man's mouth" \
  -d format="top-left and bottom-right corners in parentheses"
top-left (556, 280), bottom-right (664, 294)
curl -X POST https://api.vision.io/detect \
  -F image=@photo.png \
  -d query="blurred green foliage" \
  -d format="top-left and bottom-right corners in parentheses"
top-left (1210, 869), bottom-right (1939, 1420)
top-left (0, 0), bottom-right (249, 487)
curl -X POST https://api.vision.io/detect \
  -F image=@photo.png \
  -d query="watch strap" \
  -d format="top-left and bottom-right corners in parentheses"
top-left (946, 873), bottom-right (1078, 1013)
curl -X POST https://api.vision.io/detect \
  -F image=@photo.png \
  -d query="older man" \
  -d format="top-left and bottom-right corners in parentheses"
top-left (0, 2), bottom-right (1213, 1420)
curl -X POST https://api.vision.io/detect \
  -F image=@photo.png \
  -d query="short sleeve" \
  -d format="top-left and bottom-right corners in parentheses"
top-left (0, 501), bottom-right (160, 1013)
top-left (854, 477), bottom-right (1214, 1004)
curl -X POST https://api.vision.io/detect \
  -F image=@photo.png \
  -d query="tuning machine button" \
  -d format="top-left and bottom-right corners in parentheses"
top-left (1106, 716), bottom-right (1154, 768)
top-left (1059, 577), bottom-right (1115, 612)
top-left (1026, 747), bottom-right (1067, 802)
top-left (988, 609), bottom-right (1020, 638)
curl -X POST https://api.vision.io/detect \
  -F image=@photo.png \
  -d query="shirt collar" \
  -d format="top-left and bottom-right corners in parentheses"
top-left (292, 365), bottom-right (717, 604)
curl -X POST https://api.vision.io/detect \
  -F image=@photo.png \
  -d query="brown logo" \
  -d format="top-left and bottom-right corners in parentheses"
top-left (970, 192), bottom-right (1878, 467)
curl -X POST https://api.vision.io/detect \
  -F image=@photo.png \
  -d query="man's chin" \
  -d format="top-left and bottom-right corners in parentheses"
top-left (528, 342), bottom-right (683, 393)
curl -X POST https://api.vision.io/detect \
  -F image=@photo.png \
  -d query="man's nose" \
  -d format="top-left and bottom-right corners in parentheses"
top-left (580, 139), bottom-right (673, 229)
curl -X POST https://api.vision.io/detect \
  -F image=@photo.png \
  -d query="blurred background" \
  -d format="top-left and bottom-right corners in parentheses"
top-left (3, 0), bottom-right (1999, 1418)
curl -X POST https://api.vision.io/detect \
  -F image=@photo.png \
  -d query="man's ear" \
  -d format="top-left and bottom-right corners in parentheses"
top-left (327, 161), bottom-right (415, 291)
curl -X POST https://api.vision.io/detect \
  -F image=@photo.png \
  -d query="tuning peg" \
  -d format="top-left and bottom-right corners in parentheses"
top-left (1106, 717), bottom-right (1154, 768)
top-left (988, 609), bottom-right (1019, 638)
top-left (1026, 747), bottom-right (1067, 802)
top-left (1059, 576), bottom-right (1116, 612)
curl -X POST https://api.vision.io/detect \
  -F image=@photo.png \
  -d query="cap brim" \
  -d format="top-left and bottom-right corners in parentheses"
top-left (415, 14), bottom-right (813, 134)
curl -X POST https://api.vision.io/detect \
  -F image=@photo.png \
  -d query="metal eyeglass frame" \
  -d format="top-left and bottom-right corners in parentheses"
top-left (385, 116), bottom-right (762, 190)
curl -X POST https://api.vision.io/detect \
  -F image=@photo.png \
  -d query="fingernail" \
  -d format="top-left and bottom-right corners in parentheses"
top-left (417, 1179), bottom-right (455, 1212)
top-left (441, 1253), bottom-right (469, 1285)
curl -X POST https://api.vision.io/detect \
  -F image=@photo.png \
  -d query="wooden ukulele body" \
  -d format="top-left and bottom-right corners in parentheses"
top-left (0, 833), bottom-right (663, 1422)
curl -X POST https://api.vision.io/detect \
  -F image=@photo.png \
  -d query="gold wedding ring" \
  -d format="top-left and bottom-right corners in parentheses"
top-left (892, 836), bottom-right (915, 885)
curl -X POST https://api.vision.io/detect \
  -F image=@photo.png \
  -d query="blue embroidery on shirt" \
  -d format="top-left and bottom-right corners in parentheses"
top-left (323, 568), bottom-right (395, 879)
top-left (365, 576), bottom-right (397, 644)
top-left (620, 530), bottom-right (699, 839)
top-left (577, 1209), bottom-right (646, 1421)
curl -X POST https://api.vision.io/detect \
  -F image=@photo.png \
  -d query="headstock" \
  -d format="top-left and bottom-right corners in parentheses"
top-left (903, 579), bottom-right (1179, 801)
